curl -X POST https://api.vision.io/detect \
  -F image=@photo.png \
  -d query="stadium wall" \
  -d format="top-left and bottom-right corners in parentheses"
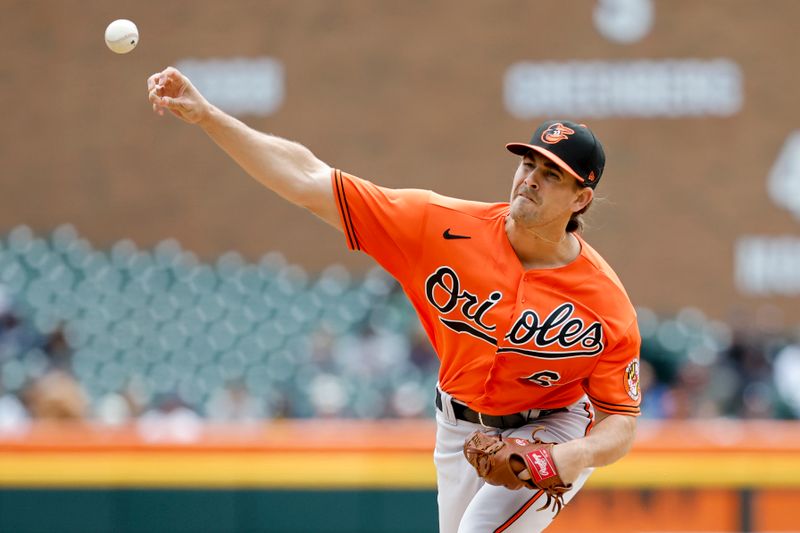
top-left (0, 420), bottom-right (797, 532)
top-left (3, 1), bottom-right (800, 320)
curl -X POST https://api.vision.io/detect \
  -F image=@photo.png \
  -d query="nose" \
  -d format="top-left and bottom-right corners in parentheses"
top-left (523, 169), bottom-right (539, 189)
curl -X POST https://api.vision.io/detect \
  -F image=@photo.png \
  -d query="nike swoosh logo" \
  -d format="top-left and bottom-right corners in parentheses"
top-left (443, 228), bottom-right (471, 240)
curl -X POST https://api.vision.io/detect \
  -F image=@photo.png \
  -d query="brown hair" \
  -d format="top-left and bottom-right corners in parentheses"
top-left (566, 199), bottom-right (593, 233)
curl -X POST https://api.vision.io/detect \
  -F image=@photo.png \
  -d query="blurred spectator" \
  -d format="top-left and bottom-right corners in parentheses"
top-left (740, 381), bottom-right (775, 419)
top-left (0, 292), bottom-right (38, 364)
top-left (332, 323), bottom-right (409, 380)
top-left (666, 362), bottom-right (723, 418)
top-left (123, 376), bottom-right (154, 419)
top-left (717, 312), bottom-right (779, 418)
top-left (773, 341), bottom-right (800, 418)
top-left (0, 386), bottom-right (30, 433)
top-left (390, 380), bottom-right (428, 418)
top-left (408, 323), bottom-right (438, 374)
top-left (23, 369), bottom-right (88, 420)
top-left (207, 380), bottom-right (265, 422)
top-left (137, 393), bottom-right (203, 442)
top-left (0, 285), bottom-right (14, 333)
top-left (637, 359), bottom-right (667, 419)
top-left (41, 325), bottom-right (72, 370)
top-left (308, 373), bottom-right (349, 418)
top-left (95, 391), bottom-right (138, 426)
top-left (308, 330), bottom-right (337, 373)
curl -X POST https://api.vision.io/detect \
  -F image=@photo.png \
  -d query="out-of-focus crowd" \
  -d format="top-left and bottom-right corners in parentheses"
top-left (0, 275), bottom-right (446, 435)
top-left (1, 223), bottom-right (799, 430)
top-left (636, 305), bottom-right (800, 420)
top-left (1, 277), bottom-right (799, 432)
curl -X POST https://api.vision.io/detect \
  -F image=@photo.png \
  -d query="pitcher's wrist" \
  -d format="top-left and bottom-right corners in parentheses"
top-left (551, 439), bottom-right (590, 484)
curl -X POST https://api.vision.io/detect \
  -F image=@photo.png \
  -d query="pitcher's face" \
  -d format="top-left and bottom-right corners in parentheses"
top-left (509, 152), bottom-right (591, 228)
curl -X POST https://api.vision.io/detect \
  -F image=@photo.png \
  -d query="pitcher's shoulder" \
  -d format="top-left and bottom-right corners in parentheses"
top-left (577, 237), bottom-right (636, 317)
top-left (428, 192), bottom-right (510, 220)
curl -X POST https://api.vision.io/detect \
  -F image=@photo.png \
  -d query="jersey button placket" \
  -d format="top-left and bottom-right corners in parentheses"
top-left (520, 274), bottom-right (530, 304)
top-left (519, 275), bottom-right (528, 304)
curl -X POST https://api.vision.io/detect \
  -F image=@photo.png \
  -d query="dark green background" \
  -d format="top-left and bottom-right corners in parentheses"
top-left (0, 489), bottom-right (438, 533)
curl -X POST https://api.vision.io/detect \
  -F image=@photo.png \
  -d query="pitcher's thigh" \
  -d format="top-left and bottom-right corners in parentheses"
top-left (434, 442), bottom-right (484, 533)
top-left (434, 416), bottom-right (485, 533)
top-left (456, 469), bottom-right (593, 533)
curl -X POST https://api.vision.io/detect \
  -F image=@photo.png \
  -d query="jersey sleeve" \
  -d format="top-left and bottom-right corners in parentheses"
top-left (331, 169), bottom-right (429, 281)
top-left (583, 320), bottom-right (642, 416)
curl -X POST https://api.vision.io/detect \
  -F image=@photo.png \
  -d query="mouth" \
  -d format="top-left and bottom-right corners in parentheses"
top-left (516, 189), bottom-right (538, 204)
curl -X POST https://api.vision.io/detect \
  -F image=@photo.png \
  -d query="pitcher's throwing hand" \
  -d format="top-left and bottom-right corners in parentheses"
top-left (147, 67), bottom-right (209, 124)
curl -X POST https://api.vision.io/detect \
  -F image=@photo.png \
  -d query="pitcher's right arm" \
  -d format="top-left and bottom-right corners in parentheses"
top-left (147, 66), bottom-right (340, 230)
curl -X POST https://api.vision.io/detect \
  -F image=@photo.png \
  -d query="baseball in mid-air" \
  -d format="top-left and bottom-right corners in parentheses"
top-left (104, 19), bottom-right (139, 54)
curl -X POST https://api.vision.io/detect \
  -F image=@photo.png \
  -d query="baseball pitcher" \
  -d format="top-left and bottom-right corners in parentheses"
top-left (148, 67), bottom-right (641, 533)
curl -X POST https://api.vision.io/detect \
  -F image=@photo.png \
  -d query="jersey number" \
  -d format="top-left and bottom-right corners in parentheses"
top-left (523, 370), bottom-right (561, 387)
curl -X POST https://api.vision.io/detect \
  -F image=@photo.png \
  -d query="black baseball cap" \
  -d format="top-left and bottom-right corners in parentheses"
top-left (506, 120), bottom-right (605, 189)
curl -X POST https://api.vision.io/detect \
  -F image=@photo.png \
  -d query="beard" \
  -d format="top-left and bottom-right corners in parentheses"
top-left (509, 194), bottom-right (573, 232)
top-left (509, 195), bottom-right (540, 225)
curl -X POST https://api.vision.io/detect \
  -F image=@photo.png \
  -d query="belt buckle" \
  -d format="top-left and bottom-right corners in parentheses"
top-left (477, 412), bottom-right (491, 429)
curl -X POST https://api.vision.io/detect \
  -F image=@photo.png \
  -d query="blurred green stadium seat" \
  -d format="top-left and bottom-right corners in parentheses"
top-left (2, 226), bottom-right (784, 421)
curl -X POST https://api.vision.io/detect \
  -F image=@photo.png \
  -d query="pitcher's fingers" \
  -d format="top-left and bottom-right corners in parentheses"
top-left (163, 66), bottom-right (182, 78)
top-left (162, 76), bottom-right (182, 93)
top-left (148, 71), bottom-right (169, 90)
top-left (147, 73), bottom-right (160, 91)
top-left (149, 83), bottom-right (171, 100)
top-left (148, 87), bottom-right (161, 105)
top-left (152, 102), bottom-right (166, 116)
top-left (149, 93), bottom-right (171, 113)
top-left (167, 70), bottom-right (188, 91)
top-left (159, 96), bottom-right (180, 108)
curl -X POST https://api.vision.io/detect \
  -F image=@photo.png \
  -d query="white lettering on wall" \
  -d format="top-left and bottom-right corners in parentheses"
top-left (504, 59), bottom-right (742, 119)
top-left (175, 57), bottom-right (284, 117)
top-left (735, 236), bottom-right (800, 295)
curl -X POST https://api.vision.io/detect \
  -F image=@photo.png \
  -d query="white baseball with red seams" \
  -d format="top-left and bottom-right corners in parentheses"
top-left (104, 19), bottom-right (139, 54)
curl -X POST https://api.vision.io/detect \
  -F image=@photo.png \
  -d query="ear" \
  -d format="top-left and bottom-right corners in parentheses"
top-left (572, 187), bottom-right (594, 213)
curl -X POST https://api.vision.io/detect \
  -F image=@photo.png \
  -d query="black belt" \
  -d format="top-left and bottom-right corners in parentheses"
top-left (434, 388), bottom-right (567, 430)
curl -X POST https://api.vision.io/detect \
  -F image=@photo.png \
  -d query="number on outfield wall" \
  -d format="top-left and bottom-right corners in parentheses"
top-left (593, 0), bottom-right (654, 44)
top-left (767, 131), bottom-right (800, 221)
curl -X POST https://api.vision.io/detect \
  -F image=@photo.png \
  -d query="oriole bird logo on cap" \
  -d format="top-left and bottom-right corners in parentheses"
top-left (541, 123), bottom-right (575, 145)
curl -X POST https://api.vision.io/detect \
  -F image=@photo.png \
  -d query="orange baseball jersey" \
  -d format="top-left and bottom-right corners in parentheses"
top-left (332, 169), bottom-right (641, 416)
